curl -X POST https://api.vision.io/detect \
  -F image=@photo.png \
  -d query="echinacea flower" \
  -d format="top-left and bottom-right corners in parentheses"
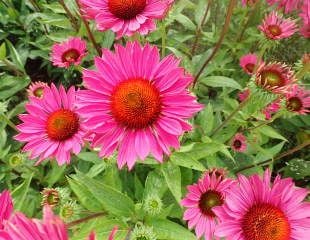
top-left (239, 53), bottom-right (262, 75)
top-left (76, 41), bottom-right (203, 170)
top-left (15, 84), bottom-right (86, 165)
top-left (0, 206), bottom-right (94, 240)
top-left (79, 0), bottom-right (169, 38)
top-left (258, 11), bottom-right (297, 40)
top-left (51, 37), bottom-right (87, 68)
top-left (300, 23), bottom-right (310, 38)
top-left (300, 0), bottom-right (310, 25)
top-left (238, 89), bottom-right (250, 102)
top-left (215, 169), bottom-right (310, 240)
top-left (27, 81), bottom-right (49, 99)
top-left (266, 0), bottom-right (302, 13)
top-left (181, 169), bottom-right (235, 240)
top-left (231, 133), bottom-right (247, 152)
top-left (255, 62), bottom-right (296, 94)
top-left (41, 188), bottom-right (60, 207)
top-left (0, 191), bottom-right (13, 230)
top-left (285, 85), bottom-right (310, 114)
top-left (262, 99), bottom-right (281, 120)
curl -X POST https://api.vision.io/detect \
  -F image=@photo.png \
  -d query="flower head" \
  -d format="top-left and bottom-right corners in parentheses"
top-left (300, 0), bottom-right (310, 25)
top-left (255, 62), bottom-right (296, 94)
top-left (143, 194), bottom-right (163, 216)
top-left (79, 0), bottom-right (169, 38)
top-left (130, 224), bottom-right (157, 240)
top-left (27, 81), bottom-right (49, 99)
top-left (51, 37), bottom-right (87, 68)
top-left (0, 190), bottom-right (13, 230)
top-left (181, 170), bottom-right (235, 240)
top-left (215, 169), bottom-right (310, 240)
top-left (266, 0), bottom-right (302, 13)
top-left (15, 84), bottom-right (87, 165)
top-left (231, 133), bottom-right (247, 152)
top-left (285, 85), bottom-right (310, 114)
top-left (258, 11), bottom-right (297, 40)
top-left (239, 53), bottom-right (262, 75)
top-left (300, 23), bottom-right (310, 38)
top-left (41, 188), bottom-right (60, 207)
top-left (238, 89), bottom-right (250, 102)
top-left (262, 99), bottom-right (281, 120)
top-left (77, 42), bottom-right (203, 170)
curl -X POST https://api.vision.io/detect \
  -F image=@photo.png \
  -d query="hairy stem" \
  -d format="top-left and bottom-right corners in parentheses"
top-left (74, 0), bottom-right (101, 56)
top-left (67, 212), bottom-right (106, 228)
top-left (1, 114), bottom-right (17, 131)
top-left (59, 0), bottom-right (79, 32)
top-left (192, 0), bottom-right (237, 88)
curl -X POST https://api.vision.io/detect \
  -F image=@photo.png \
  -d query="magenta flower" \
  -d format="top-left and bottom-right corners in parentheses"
top-left (238, 89), bottom-right (250, 102)
top-left (258, 11), bottom-right (297, 40)
top-left (79, 0), bottom-right (169, 38)
top-left (0, 191), bottom-right (13, 230)
top-left (255, 62), bottom-right (296, 94)
top-left (239, 53), bottom-right (262, 75)
top-left (300, 0), bottom-right (310, 25)
top-left (51, 37), bottom-right (87, 68)
top-left (215, 169), bottom-right (310, 240)
top-left (76, 41), bottom-right (203, 170)
top-left (231, 133), bottom-right (247, 152)
top-left (27, 82), bottom-right (49, 99)
top-left (266, 0), bottom-right (302, 13)
top-left (15, 84), bottom-right (87, 165)
top-left (262, 99), bottom-right (281, 120)
top-left (285, 85), bottom-right (310, 114)
top-left (181, 170), bottom-right (235, 240)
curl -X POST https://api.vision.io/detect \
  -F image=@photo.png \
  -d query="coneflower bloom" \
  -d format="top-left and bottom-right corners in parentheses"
top-left (231, 133), bottom-right (247, 152)
top-left (262, 99), bottom-right (281, 120)
top-left (258, 11), bottom-right (297, 40)
top-left (267, 0), bottom-right (302, 13)
top-left (181, 169), bottom-right (235, 240)
top-left (238, 89), bottom-right (250, 102)
top-left (300, 0), bottom-right (310, 25)
top-left (0, 190), bottom-right (13, 230)
top-left (79, 0), bottom-right (169, 38)
top-left (27, 81), bottom-right (49, 99)
top-left (285, 85), bottom-right (310, 114)
top-left (300, 23), bottom-right (310, 38)
top-left (239, 53), bottom-right (261, 75)
top-left (255, 62), bottom-right (296, 94)
top-left (51, 37), bottom-right (87, 68)
top-left (15, 84), bottom-right (86, 165)
top-left (215, 169), bottom-right (310, 240)
top-left (76, 41), bottom-right (203, 170)
top-left (0, 206), bottom-right (95, 240)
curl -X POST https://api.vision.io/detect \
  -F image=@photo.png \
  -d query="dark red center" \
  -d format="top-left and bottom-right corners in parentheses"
top-left (260, 70), bottom-right (285, 87)
top-left (286, 97), bottom-right (303, 112)
top-left (245, 63), bottom-right (255, 73)
top-left (198, 190), bottom-right (224, 217)
top-left (233, 139), bottom-right (242, 149)
top-left (61, 49), bottom-right (80, 63)
top-left (108, 0), bottom-right (147, 20)
top-left (268, 25), bottom-right (282, 37)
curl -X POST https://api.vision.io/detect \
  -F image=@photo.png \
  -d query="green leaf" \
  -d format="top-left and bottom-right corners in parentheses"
top-left (200, 76), bottom-right (242, 89)
top-left (170, 151), bottom-right (206, 171)
top-left (284, 158), bottom-right (310, 180)
top-left (257, 125), bottom-right (287, 141)
top-left (12, 173), bottom-right (33, 211)
top-left (175, 14), bottom-right (196, 31)
top-left (71, 173), bottom-right (135, 217)
top-left (161, 161), bottom-right (182, 204)
top-left (144, 170), bottom-right (167, 198)
top-left (0, 75), bottom-right (30, 100)
top-left (148, 218), bottom-right (196, 240)
top-left (5, 40), bottom-right (25, 72)
top-left (0, 42), bottom-right (6, 60)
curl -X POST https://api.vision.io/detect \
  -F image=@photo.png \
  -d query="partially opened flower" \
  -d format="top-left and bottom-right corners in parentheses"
top-left (266, 0), bottom-right (302, 13)
top-left (79, 0), bottom-right (169, 38)
top-left (239, 53), bottom-right (261, 75)
top-left (262, 99), bottom-right (281, 120)
top-left (51, 37), bottom-right (87, 68)
top-left (0, 191), bottom-right (13, 230)
top-left (255, 62), bottom-right (296, 94)
top-left (238, 89), bottom-right (250, 102)
top-left (285, 85), bottom-right (310, 114)
top-left (231, 133), bottom-right (247, 152)
top-left (215, 169), bottom-right (310, 240)
top-left (77, 41), bottom-right (203, 170)
top-left (27, 82), bottom-right (49, 99)
top-left (258, 11), bottom-right (297, 40)
top-left (181, 169), bottom-right (235, 240)
top-left (15, 84), bottom-right (87, 165)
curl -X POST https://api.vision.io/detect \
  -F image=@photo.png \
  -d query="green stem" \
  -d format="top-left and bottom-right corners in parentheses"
top-left (59, 0), bottom-right (79, 32)
top-left (161, 21), bottom-right (166, 58)
top-left (1, 114), bottom-right (17, 131)
top-left (66, 212), bottom-right (106, 227)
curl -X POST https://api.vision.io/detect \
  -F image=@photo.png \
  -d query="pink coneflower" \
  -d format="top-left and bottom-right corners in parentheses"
top-left (215, 169), bottom-right (310, 240)
top-left (238, 89), bottom-right (250, 102)
top-left (79, 0), bottom-right (169, 38)
top-left (255, 62), bottom-right (296, 94)
top-left (285, 85), bottom-right (310, 114)
top-left (27, 81), bottom-right (49, 99)
top-left (15, 84), bottom-right (86, 165)
top-left (239, 53), bottom-right (261, 75)
top-left (262, 99), bottom-right (281, 120)
top-left (300, 23), bottom-right (310, 38)
top-left (51, 37), bottom-right (87, 68)
top-left (231, 133), bottom-right (247, 152)
top-left (267, 0), bottom-right (302, 13)
top-left (300, 0), bottom-right (310, 25)
top-left (76, 41), bottom-right (203, 170)
top-left (258, 11), bottom-right (297, 40)
top-left (0, 190), bottom-right (13, 230)
top-left (181, 169), bottom-right (235, 240)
